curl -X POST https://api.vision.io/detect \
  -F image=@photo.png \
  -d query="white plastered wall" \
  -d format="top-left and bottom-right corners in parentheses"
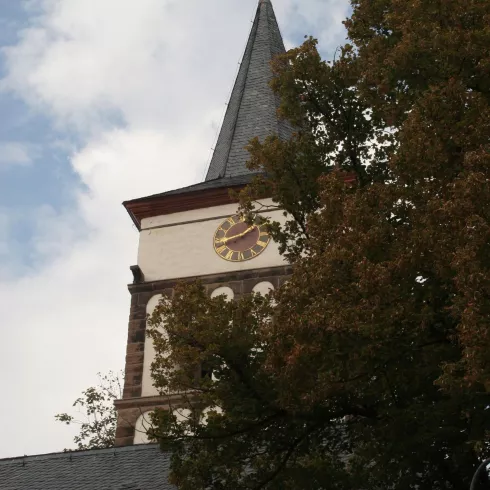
top-left (138, 200), bottom-right (287, 282)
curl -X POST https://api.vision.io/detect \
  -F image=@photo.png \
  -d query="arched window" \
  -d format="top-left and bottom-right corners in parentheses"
top-left (211, 286), bottom-right (234, 301)
top-left (173, 407), bottom-right (193, 423)
top-left (252, 281), bottom-right (274, 295)
top-left (200, 406), bottom-right (224, 425)
top-left (142, 294), bottom-right (165, 397)
top-left (133, 411), bottom-right (154, 445)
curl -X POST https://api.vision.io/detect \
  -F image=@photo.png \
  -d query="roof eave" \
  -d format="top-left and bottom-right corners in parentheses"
top-left (123, 182), bottom-right (249, 231)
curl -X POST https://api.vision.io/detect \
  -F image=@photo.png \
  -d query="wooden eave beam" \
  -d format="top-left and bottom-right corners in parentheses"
top-left (123, 184), bottom-right (247, 231)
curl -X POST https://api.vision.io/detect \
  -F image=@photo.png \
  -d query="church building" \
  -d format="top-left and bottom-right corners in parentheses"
top-left (115, 0), bottom-right (292, 447)
top-left (0, 1), bottom-right (292, 488)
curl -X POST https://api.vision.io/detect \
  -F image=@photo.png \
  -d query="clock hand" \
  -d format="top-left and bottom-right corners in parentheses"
top-left (232, 225), bottom-right (256, 241)
top-left (216, 225), bottom-right (256, 245)
top-left (216, 234), bottom-right (241, 246)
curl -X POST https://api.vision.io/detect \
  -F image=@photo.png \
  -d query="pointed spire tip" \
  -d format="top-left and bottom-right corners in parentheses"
top-left (204, 0), bottom-right (286, 181)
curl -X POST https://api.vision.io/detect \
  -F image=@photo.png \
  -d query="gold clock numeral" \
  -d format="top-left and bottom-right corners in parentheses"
top-left (216, 245), bottom-right (227, 254)
top-left (238, 252), bottom-right (245, 261)
top-left (257, 240), bottom-right (268, 247)
top-left (228, 216), bottom-right (237, 225)
top-left (225, 249), bottom-right (234, 261)
top-left (250, 249), bottom-right (258, 257)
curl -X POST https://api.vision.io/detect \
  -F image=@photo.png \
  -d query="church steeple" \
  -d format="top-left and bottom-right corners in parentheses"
top-left (117, 1), bottom-right (293, 447)
top-left (205, 0), bottom-right (289, 181)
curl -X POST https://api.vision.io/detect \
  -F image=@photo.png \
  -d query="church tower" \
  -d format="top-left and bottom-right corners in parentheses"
top-left (115, 0), bottom-right (292, 446)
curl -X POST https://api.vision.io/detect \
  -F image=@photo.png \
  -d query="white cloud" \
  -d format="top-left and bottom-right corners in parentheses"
top-left (1, 0), bottom-right (258, 134)
top-left (0, 142), bottom-right (38, 168)
top-left (0, 212), bottom-right (12, 255)
top-left (277, 0), bottom-right (350, 53)
top-left (0, 128), bottom-right (211, 457)
top-left (0, 0), bottom-right (348, 457)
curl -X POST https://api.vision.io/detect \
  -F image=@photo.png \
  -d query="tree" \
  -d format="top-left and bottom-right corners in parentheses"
top-left (147, 0), bottom-right (490, 488)
top-left (55, 371), bottom-right (123, 451)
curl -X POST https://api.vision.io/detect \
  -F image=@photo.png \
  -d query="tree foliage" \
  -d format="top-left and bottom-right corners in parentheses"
top-left (147, 0), bottom-right (490, 488)
top-left (55, 371), bottom-right (123, 451)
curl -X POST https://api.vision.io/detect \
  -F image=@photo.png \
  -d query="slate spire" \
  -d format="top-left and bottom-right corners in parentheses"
top-left (205, 0), bottom-right (289, 181)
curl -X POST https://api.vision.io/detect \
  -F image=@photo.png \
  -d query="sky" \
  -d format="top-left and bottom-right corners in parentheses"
top-left (0, 0), bottom-right (350, 458)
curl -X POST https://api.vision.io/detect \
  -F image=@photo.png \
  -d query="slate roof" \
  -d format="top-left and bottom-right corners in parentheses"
top-left (0, 444), bottom-right (175, 490)
top-left (126, 173), bottom-right (260, 203)
top-left (205, 0), bottom-right (290, 182)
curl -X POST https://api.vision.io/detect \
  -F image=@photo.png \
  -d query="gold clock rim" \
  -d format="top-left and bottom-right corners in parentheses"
top-left (212, 217), bottom-right (271, 262)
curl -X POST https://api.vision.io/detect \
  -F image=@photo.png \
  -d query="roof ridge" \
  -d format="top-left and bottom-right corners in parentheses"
top-left (0, 444), bottom-right (161, 465)
top-left (265, 1), bottom-right (282, 137)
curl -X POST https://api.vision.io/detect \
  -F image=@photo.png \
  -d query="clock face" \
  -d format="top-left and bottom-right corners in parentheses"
top-left (213, 215), bottom-right (270, 262)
